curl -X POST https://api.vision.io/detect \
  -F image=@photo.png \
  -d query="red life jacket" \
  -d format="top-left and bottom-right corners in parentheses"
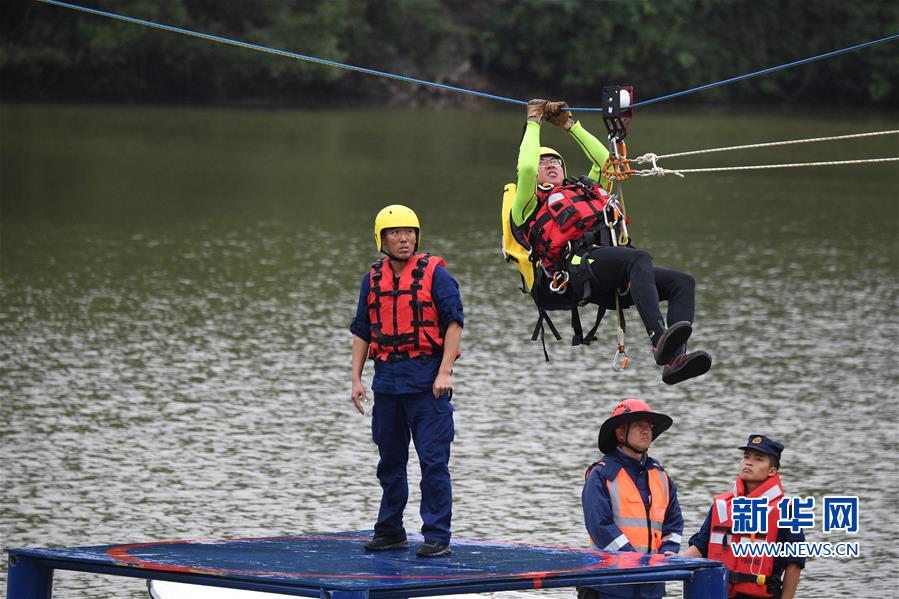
top-left (707, 474), bottom-right (784, 598)
top-left (367, 253), bottom-right (446, 362)
top-left (525, 178), bottom-right (613, 271)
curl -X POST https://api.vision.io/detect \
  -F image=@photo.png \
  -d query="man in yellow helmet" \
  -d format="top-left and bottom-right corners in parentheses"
top-left (508, 99), bottom-right (711, 385)
top-left (350, 204), bottom-right (463, 558)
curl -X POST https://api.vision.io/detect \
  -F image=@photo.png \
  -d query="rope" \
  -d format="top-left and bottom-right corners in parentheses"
top-left (37, 0), bottom-right (899, 112)
top-left (628, 129), bottom-right (899, 177)
top-left (634, 130), bottom-right (899, 161)
top-left (629, 34), bottom-right (899, 109)
top-left (37, 0), bottom-right (528, 107)
top-left (632, 157), bottom-right (899, 178)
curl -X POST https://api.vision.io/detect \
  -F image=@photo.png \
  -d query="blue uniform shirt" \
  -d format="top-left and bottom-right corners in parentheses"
top-left (350, 263), bottom-right (463, 395)
top-left (582, 449), bottom-right (684, 599)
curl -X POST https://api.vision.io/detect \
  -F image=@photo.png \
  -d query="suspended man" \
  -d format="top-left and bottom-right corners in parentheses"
top-left (506, 99), bottom-right (712, 384)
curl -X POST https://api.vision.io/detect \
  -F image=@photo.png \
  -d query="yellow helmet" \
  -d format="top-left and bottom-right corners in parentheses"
top-left (539, 146), bottom-right (567, 177)
top-left (374, 204), bottom-right (420, 252)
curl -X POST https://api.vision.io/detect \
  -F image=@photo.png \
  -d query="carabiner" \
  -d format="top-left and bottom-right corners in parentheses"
top-left (549, 270), bottom-right (569, 293)
top-left (612, 344), bottom-right (630, 372)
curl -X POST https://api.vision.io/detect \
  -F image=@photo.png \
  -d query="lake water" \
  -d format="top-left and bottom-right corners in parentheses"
top-left (1, 104), bottom-right (897, 597)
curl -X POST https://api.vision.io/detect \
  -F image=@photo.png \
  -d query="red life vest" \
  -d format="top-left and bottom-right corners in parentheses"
top-left (525, 178), bottom-right (613, 271)
top-left (707, 474), bottom-right (784, 598)
top-left (367, 253), bottom-right (446, 362)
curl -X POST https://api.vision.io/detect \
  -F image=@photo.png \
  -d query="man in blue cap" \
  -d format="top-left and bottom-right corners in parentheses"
top-left (678, 435), bottom-right (804, 599)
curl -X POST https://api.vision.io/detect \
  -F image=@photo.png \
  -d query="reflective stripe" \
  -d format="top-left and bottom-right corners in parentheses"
top-left (613, 516), bottom-right (660, 529)
top-left (762, 484), bottom-right (783, 503)
top-left (660, 470), bottom-right (670, 507)
top-left (662, 532), bottom-right (682, 544)
top-left (548, 192), bottom-right (565, 204)
top-left (604, 533), bottom-right (630, 551)
top-left (608, 477), bottom-right (622, 515)
top-left (710, 532), bottom-right (725, 545)
top-left (715, 498), bottom-right (728, 523)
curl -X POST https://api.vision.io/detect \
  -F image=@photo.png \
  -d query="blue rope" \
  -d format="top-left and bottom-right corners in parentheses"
top-left (631, 33), bottom-right (899, 108)
top-left (37, 0), bottom-right (528, 106)
top-left (38, 0), bottom-right (899, 111)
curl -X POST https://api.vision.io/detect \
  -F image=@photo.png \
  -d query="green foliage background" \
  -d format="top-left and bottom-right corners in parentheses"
top-left (2, 0), bottom-right (897, 107)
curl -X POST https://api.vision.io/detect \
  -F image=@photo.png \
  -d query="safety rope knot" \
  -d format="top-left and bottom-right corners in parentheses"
top-left (633, 152), bottom-right (659, 166)
top-left (628, 153), bottom-right (685, 178)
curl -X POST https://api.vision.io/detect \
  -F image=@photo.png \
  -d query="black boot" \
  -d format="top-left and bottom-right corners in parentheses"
top-left (416, 540), bottom-right (451, 557)
top-left (652, 321), bottom-right (693, 366)
top-left (364, 533), bottom-right (408, 551)
top-left (662, 351), bottom-right (712, 385)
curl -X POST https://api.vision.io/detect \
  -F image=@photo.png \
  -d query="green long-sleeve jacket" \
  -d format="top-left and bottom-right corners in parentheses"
top-left (511, 120), bottom-right (611, 228)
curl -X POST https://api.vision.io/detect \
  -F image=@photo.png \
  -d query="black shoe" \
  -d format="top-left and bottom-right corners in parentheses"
top-left (652, 321), bottom-right (693, 366)
top-left (364, 533), bottom-right (408, 551)
top-left (416, 541), bottom-right (451, 557)
top-left (662, 350), bottom-right (712, 385)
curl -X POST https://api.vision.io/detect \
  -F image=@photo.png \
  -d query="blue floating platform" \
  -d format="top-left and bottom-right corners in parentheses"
top-left (5, 531), bottom-right (727, 598)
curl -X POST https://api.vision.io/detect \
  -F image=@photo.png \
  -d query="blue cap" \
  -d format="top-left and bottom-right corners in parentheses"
top-left (738, 435), bottom-right (784, 460)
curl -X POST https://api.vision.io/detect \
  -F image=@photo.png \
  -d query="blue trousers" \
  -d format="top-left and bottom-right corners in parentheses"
top-left (371, 390), bottom-right (454, 543)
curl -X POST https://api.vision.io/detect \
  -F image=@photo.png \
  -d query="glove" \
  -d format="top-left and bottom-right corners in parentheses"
top-left (545, 101), bottom-right (576, 130)
top-left (527, 99), bottom-right (547, 123)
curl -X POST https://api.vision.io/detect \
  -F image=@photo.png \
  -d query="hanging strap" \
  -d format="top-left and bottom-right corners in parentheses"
top-left (571, 305), bottom-right (605, 346)
top-left (583, 306), bottom-right (605, 345)
top-left (531, 307), bottom-right (563, 362)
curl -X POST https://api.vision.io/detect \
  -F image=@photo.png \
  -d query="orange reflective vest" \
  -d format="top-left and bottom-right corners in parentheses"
top-left (367, 253), bottom-right (446, 362)
top-left (604, 466), bottom-right (671, 553)
top-left (707, 474), bottom-right (784, 598)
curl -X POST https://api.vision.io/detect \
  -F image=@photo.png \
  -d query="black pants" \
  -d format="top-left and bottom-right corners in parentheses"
top-left (581, 246), bottom-right (695, 348)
